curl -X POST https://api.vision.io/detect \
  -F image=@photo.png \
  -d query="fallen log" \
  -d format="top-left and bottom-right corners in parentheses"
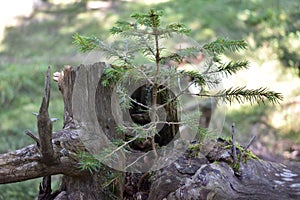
top-left (148, 139), bottom-right (300, 200)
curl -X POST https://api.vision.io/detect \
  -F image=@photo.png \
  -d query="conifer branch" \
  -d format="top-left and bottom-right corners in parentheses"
top-left (110, 21), bottom-right (135, 34)
top-left (217, 60), bottom-right (249, 75)
top-left (124, 151), bottom-right (151, 171)
top-left (166, 23), bottom-right (191, 34)
top-left (160, 53), bottom-right (183, 65)
top-left (198, 87), bottom-right (283, 104)
top-left (101, 135), bottom-right (140, 162)
top-left (180, 70), bottom-right (206, 86)
top-left (139, 35), bottom-right (156, 57)
top-left (203, 38), bottom-right (248, 54)
top-left (156, 80), bottom-right (197, 110)
top-left (72, 33), bottom-right (98, 53)
top-left (126, 95), bottom-right (152, 110)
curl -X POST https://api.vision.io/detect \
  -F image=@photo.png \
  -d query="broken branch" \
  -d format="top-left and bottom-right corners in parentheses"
top-left (231, 123), bottom-right (237, 165)
top-left (25, 129), bottom-right (40, 147)
top-left (37, 66), bottom-right (57, 164)
top-left (240, 135), bottom-right (256, 160)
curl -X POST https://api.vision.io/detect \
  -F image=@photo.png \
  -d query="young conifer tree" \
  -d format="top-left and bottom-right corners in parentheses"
top-left (73, 9), bottom-right (282, 161)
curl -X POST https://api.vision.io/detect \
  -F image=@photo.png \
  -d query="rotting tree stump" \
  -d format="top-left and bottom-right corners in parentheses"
top-left (0, 62), bottom-right (299, 200)
top-left (0, 63), bottom-right (124, 200)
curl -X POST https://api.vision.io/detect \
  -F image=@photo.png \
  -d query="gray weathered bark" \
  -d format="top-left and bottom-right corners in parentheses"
top-left (0, 62), bottom-right (299, 200)
top-left (0, 63), bottom-right (123, 199)
top-left (148, 139), bottom-right (300, 200)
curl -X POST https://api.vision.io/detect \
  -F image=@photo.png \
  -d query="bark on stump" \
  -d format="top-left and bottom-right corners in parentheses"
top-left (0, 62), bottom-right (300, 200)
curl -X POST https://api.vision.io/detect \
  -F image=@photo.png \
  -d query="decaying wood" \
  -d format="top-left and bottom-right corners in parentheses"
top-left (0, 129), bottom-right (84, 184)
top-left (25, 129), bottom-right (40, 146)
top-left (0, 63), bottom-right (124, 199)
top-left (54, 62), bottom-right (124, 199)
top-left (240, 135), bottom-right (256, 160)
top-left (38, 66), bottom-right (57, 165)
top-left (129, 84), bottom-right (179, 147)
top-left (54, 65), bottom-right (77, 129)
top-left (38, 175), bottom-right (56, 200)
top-left (148, 139), bottom-right (300, 200)
top-left (0, 62), bottom-right (300, 200)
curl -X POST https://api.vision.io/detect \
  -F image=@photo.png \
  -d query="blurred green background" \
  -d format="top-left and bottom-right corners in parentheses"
top-left (0, 0), bottom-right (299, 199)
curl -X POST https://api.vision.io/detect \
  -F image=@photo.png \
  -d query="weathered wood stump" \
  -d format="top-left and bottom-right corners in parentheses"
top-left (0, 62), bottom-right (299, 200)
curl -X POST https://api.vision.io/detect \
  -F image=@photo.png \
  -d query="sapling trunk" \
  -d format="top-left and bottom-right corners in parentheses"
top-left (150, 10), bottom-right (161, 158)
